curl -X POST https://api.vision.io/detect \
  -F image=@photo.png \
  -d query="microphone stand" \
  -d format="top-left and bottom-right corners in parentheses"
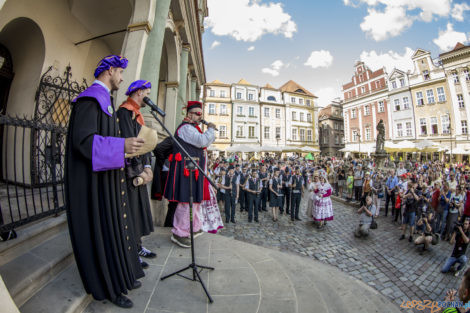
top-left (149, 110), bottom-right (215, 303)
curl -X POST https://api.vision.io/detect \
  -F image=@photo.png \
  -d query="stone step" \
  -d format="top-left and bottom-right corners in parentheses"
top-left (20, 264), bottom-right (91, 313)
top-left (0, 213), bottom-right (67, 267)
top-left (0, 229), bottom-right (73, 307)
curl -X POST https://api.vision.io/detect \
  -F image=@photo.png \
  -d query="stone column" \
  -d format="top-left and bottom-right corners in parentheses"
top-left (190, 76), bottom-right (197, 100)
top-left (176, 44), bottom-right (190, 119)
top-left (164, 82), bottom-right (180, 133)
top-left (140, 0), bottom-right (172, 102)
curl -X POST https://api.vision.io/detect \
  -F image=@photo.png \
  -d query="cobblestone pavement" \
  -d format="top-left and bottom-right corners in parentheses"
top-left (217, 196), bottom-right (464, 311)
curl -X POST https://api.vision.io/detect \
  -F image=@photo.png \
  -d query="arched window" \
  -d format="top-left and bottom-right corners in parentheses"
top-left (267, 95), bottom-right (276, 101)
top-left (295, 89), bottom-right (305, 94)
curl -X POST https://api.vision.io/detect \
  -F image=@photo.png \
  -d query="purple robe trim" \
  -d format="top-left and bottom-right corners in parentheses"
top-left (73, 83), bottom-right (113, 117)
top-left (92, 135), bottom-right (125, 172)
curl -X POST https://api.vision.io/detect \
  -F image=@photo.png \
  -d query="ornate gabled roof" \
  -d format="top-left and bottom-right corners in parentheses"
top-left (207, 79), bottom-right (230, 87)
top-left (279, 80), bottom-right (317, 98)
top-left (236, 78), bottom-right (253, 86)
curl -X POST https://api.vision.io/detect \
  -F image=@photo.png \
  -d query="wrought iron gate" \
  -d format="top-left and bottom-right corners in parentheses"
top-left (0, 66), bottom-right (87, 233)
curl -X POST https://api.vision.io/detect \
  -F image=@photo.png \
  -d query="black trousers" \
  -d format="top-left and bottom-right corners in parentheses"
top-left (354, 186), bottom-right (362, 201)
top-left (291, 193), bottom-right (301, 219)
top-left (239, 189), bottom-right (246, 211)
top-left (248, 193), bottom-right (260, 221)
top-left (283, 187), bottom-right (291, 213)
top-left (384, 190), bottom-right (395, 217)
top-left (224, 193), bottom-right (236, 221)
top-left (279, 194), bottom-right (285, 213)
top-left (164, 201), bottom-right (178, 227)
top-left (259, 188), bottom-right (268, 210)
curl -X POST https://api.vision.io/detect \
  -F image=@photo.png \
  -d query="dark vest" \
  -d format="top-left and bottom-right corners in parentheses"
top-left (292, 175), bottom-right (303, 192)
top-left (223, 174), bottom-right (237, 197)
top-left (283, 174), bottom-right (291, 189)
top-left (248, 178), bottom-right (260, 194)
top-left (271, 177), bottom-right (281, 194)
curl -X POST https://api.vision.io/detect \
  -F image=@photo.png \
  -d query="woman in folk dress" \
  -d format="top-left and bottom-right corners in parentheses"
top-left (307, 172), bottom-right (320, 223)
top-left (200, 173), bottom-right (224, 234)
top-left (313, 171), bottom-right (334, 229)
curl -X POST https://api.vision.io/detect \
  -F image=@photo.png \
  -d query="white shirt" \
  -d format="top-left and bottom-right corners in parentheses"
top-left (177, 123), bottom-right (216, 148)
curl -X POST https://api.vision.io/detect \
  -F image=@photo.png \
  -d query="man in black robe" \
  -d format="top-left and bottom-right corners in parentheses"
top-left (65, 55), bottom-right (145, 309)
top-left (117, 80), bottom-right (157, 269)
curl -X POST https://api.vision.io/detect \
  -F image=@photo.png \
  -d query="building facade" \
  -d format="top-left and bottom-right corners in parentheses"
top-left (409, 49), bottom-right (453, 149)
top-left (202, 80), bottom-right (232, 152)
top-left (342, 61), bottom-right (391, 154)
top-left (231, 79), bottom-right (261, 146)
top-left (440, 43), bottom-right (470, 148)
top-left (318, 100), bottom-right (345, 156)
top-left (259, 83), bottom-right (286, 147)
top-left (280, 80), bottom-right (318, 148)
top-left (388, 69), bottom-right (416, 140)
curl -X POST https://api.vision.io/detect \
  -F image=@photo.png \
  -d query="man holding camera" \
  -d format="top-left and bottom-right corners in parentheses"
top-left (354, 196), bottom-right (376, 238)
top-left (441, 218), bottom-right (470, 276)
top-left (414, 211), bottom-right (435, 253)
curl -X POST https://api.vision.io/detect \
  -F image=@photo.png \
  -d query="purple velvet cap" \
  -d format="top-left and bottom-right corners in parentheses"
top-left (94, 55), bottom-right (128, 78)
top-left (125, 80), bottom-right (152, 96)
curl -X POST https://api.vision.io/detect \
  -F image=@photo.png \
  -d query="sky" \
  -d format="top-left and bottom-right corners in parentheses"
top-left (201, 0), bottom-right (470, 107)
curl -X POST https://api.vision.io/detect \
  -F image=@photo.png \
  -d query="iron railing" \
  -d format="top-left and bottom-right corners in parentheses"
top-left (0, 115), bottom-right (67, 233)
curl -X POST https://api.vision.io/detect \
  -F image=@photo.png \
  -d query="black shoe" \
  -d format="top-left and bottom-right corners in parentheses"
top-left (112, 294), bottom-right (133, 308)
top-left (226, 218), bottom-right (230, 223)
top-left (231, 219), bottom-right (236, 223)
top-left (399, 235), bottom-right (405, 240)
top-left (254, 218), bottom-right (259, 223)
top-left (138, 246), bottom-right (157, 259)
top-left (408, 236), bottom-right (413, 242)
top-left (295, 217), bottom-right (301, 221)
top-left (262, 208), bottom-right (267, 211)
top-left (140, 258), bottom-right (149, 269)
top-left (291, 217), bottom-right (295, 221)
top-left (132, 280), bottom-right (142, 289)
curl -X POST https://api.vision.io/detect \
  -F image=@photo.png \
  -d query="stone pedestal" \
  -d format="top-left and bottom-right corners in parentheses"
top-left (372, 152), bottom-right (389, 171)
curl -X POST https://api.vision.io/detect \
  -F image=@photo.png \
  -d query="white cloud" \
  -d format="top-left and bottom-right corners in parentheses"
top-left (360, 6), bottom-right (413, 41)
top-left (451, 3), bottom-right (470, 21)
top-left (304, 50), bottom-right (333, 69)
top-left (247, 46), bottom-right (255, 51)
top-left (261, 59), bottom-right (284, 77)
top-left (433, 23), bottom-right (469, 51)
top-left (344, 0), bottom-right (453, 41)
top-left (360, 47), bottom-right (414, 72)
top-left (205, 0), bottom-right (297, 42)
top-left (314, 87), bottom-right (341, 108)
top-left (210, 40), bottom-right (221, 49)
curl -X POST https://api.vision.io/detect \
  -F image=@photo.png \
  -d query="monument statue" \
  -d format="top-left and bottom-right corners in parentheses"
top-left (376, 119), bottom-right (385, 154)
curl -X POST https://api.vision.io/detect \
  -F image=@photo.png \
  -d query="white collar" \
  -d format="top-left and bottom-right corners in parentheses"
top-left (93, 80), bottom-right (111, 94)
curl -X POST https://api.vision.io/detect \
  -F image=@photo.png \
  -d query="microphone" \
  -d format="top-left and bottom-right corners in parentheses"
top-left (201, 119), bottom-right (218, 131)
top-left (143, 97), bottom-right (166, 117)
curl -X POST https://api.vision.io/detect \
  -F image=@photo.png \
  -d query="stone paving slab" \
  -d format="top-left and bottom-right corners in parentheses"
top-left (83, 228), bottom-right (401, 313)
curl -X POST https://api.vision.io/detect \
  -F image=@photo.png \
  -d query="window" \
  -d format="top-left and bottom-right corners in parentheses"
top-left (307, 113), bottom-right (312, 122)
top-left (248, 126), bottom-right (255, 138)
top-left (264, 107), bottom-right (270, 117)
top-left (392, 81), bottom-right (397, 89)
top-left (420, 118), bottom-right (427, 135)
top-left (334, 123), bottom-right (339, 130)
top-left (376, 81), bottom-right (381, 88)
top-left (416, 91), bottom-right (424, 106)
top-left (264, 127), bottom-right (270, 139)
top-left (219, 125), bottom-right (226, 138)
top-left (406, 122), bottom-right (412, 137)
top-left (423, 70), bottom-right (430, 80)
top-left (236, 92), bottom-right (242, 99)
top-left (361, 86), bottom-right (366, 93)
top-left (464, 69), bottom-right (470, 81)
top-left (351, 108), bottom-right (357, 118)
top-left (403, 97), bottom-right (410, 109)
top-left (300, 129), bottom-right (305, 141)
top-left (220, 90), bottom-right (226, 98)
top-left (292, 111), bottom-right (297, 120)
top-left (306, 99), bottom-right (311, 106)
top-left (365, 127), bottom-right (371, 141)
top-left (426, 89), bottom-right (435, 104)
top-left (458, 94), bottom-right (465, 108)
top-left (437, 87), bottom-right (446, 102)
top-left (248, 93), bottom-right (254, 101)
top-left (430, 117), bottom-right (438, 134)
top-left (209, 90), bottom-right (215, 97)
top-left (394, 99), bottom-right (400, 111)
top-left (307, 129), bottom-right (312, 142)
top-left (335, 135), bottom-right (339, 145)
top-left (267, 95), bottom-right (276, 101)
top-left (397, 123), bottom-right (403, 137)
top-left (292, 128), bottom-right (297, 140)
top-left (378, 101), bottom-right (385, 112)
top-left (209, 103), bottom-right (216, 115)
top-left (237, 106), bottom-right (243, 115)
top-left (462, 121), bottom-right (468, 134)
top-left (220, 104), bottom-right (227, 115)
top-left (249, 107), bottom-right (255, 117)
top-left (364, 105), bottom-right (370, 116)
top-left (236, 125), bottom-right (244, 137)
top-left (276, 108), bottom-right (281, 119)
top-left (276, 127), bottom-right (281, 139)
top-left (299, 98), bottom-right (304, 105)
top-left (291, 97), bottom-right (296, 103)
top-left (452, 72), bottom-right (459, 83)
top-left (300, 112), bottom-right (304, 121)
top-left (400, 78), bottom-right (405, 87)
top-left (352, 130), bottom-right (358, 142)
top-left (441, 115), bottom-right (450, 134)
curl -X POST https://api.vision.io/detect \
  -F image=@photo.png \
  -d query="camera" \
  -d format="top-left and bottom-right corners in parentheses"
top-left (454, 221), bottom-right (463, 233)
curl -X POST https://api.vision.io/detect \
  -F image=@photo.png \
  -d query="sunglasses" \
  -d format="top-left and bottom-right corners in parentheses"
top-left (190, 111), bottom-right (203, 116)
